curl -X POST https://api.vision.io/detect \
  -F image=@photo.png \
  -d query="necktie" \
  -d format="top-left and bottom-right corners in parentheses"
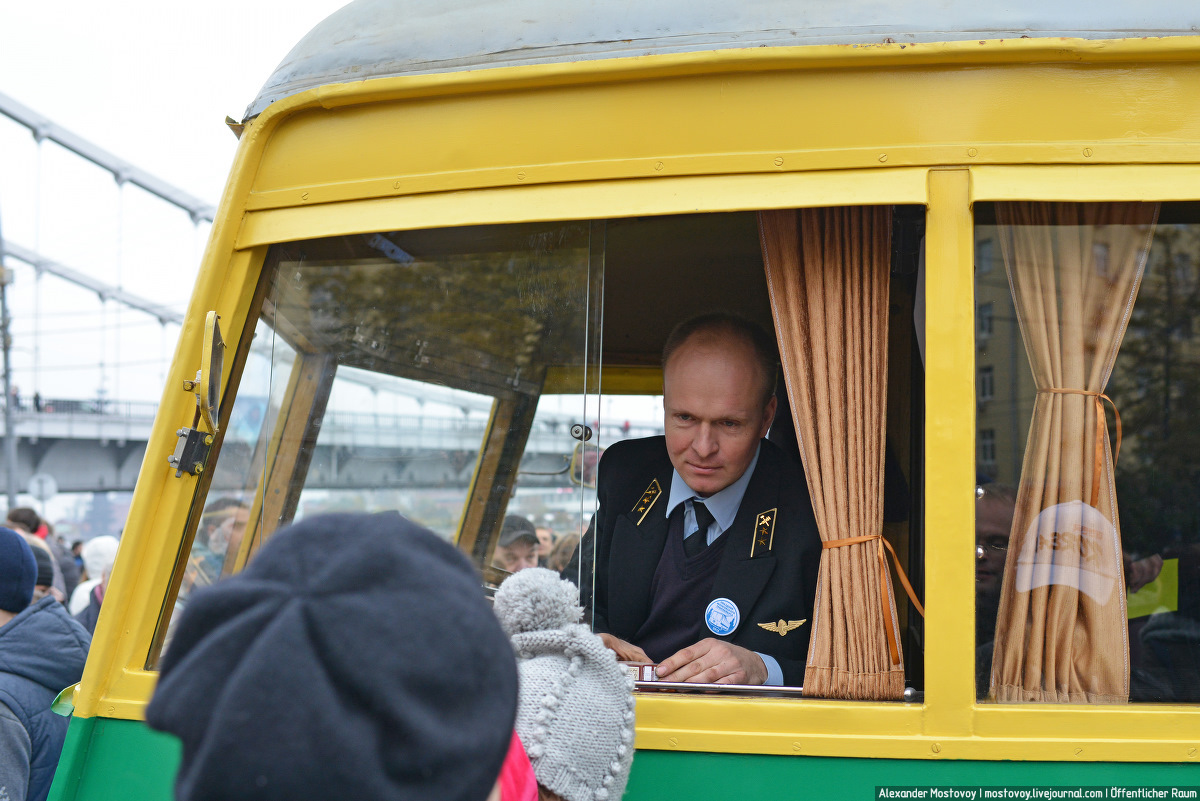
top-left (684, 501), bottom-right (715, 558)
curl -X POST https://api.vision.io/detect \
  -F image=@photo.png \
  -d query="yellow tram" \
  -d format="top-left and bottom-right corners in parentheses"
top-left (48, 1), bottom-right (1200, 797)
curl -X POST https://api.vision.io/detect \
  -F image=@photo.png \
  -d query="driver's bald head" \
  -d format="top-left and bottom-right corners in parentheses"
top-left (662, 313), bottom-right (778, 410)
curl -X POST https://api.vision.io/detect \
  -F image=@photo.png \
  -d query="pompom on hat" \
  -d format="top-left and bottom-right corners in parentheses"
top-left (0, 527), bottom-right (36, 613)
top-left (494, 568), bottom-right (636, 801)
top-left (147, 512), bottom-right (518, 801)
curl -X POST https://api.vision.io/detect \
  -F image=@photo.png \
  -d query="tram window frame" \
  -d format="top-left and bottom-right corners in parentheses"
top-left (148, 205), bottom-right (928, 698)
top-left (972, 197), bottom-right (1200, 705)
top-left (148, 221), bottom-right (607, 666)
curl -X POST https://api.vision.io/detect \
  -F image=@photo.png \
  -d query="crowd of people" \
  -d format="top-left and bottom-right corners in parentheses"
top-left (0, 507), bottom-right (124, 801)
top-left (145, 512), bottom-right (636, 801)
top-left (491, 516), bottom-right (581, 578)
top-left (0, 312), bottom-right (837, 799)
top-left (0, 503), bottom-right (635, 801)
top-left (0, 525), bottom-right (92, 801)
top-left (0, 507), bottom-right (119, 639)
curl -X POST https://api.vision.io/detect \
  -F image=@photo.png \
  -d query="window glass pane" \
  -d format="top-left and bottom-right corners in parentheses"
top-left (978, 302), bottom-right (995, 339)
top-left (147, 318), bottom-right (292, 665)
top-left (508, 393), bottom-right (664, 578)
top-left (975, 201), bottom-right (1200, 703)
top-left (979, 367), bottom-right (995, 402)
top-left (1114, 210), bottom-right (1200, 702)
top-left (149, 221), bottom-right (602, 666)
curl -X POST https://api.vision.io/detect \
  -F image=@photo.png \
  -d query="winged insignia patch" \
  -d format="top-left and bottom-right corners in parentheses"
top-left (757, 619), bottom-right (807, 636)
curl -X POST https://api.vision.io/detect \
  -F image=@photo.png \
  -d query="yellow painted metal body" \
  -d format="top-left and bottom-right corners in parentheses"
top-left (77, 35), bottom-right (1200, 765)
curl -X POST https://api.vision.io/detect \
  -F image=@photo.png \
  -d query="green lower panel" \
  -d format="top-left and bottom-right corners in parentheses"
top-left (48, 716), bottom-right (179, 801)
top-left (626, 751), bottom-right (1200, 800)
top-left (45, 719), bottom-right (1200, 801)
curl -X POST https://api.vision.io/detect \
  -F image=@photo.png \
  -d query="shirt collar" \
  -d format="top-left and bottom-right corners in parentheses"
top-left (665, 442), bottom-right (761, 531)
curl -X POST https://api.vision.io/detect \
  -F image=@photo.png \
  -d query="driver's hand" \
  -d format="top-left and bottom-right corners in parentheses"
top-left (598, 633), bottom-right (651, 663)
top-left (655, 638), bottom-right (767, 685)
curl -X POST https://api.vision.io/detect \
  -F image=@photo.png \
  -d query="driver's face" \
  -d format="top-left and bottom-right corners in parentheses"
top-left (663, 334), bottom-right (775, 497)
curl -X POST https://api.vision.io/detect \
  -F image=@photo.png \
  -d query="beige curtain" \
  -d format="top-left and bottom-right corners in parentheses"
top-left (991, 202), bottom-right (1159, 703)
top-left (760, 206), bottom-right (920, 701)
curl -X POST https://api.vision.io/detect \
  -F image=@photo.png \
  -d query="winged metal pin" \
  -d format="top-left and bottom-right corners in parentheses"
top-left (758, 619), bottom-right (807, 636)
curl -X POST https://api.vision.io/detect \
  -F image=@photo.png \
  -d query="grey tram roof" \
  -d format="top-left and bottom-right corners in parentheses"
top-left (246, 0), bottom-right (1200, 119)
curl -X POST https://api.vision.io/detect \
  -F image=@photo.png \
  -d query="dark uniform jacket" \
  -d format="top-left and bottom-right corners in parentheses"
top-left (588, 436), bottom-right (821, 686)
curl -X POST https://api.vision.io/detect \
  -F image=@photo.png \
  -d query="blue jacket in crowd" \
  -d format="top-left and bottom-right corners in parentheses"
top-left (0, 596), bottom-right (91, 801)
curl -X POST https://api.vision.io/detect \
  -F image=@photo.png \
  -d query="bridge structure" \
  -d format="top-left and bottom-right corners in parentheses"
top-left (0, 89), bottom-right (212, 509)
top-left (0, 92), bottom-right (662, 504)
top-left (1, 396), bottom-right (661, 494)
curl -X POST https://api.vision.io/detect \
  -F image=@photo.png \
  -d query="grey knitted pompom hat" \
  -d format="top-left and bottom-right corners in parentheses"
top-left (494, 568), bottom-right (636, 801)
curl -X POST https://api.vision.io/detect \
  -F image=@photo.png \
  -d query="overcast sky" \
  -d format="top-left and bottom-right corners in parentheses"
top-left (0, 1), bottom-right (662, 521)
top-left (0, 0), bottom-right (663, 416)
top-left (0, 1), bottom-right (350, 402)
top-left (0, 1), bottom-right (349, 201)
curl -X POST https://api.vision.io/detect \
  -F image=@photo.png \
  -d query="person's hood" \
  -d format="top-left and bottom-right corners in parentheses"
top-left (81, 536), bottom-right (119, 581)
top-left (0, 596), bottom-right (90, 692)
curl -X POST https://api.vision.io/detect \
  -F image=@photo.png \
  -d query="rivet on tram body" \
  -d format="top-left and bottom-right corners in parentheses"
top-left (774, 157), bottom-right (784, 167)
top-left (667, 737), bottom-right (679, 748)
top-left (1188, 747), bottom-right (1197, 758)
top-left (792, 741), bottom-right (803, 753)
top-left (1074, 748), bottom-right (1084, 757)
top-left (967, 148), bottom-right (978, 158)
top-left (1082, 148), bottom-right (1093, 158)
top-left (301, 192), bottom-right (310, 201)
top-left (655, 162), bottom-right (664, 171)
top-left (517, 172), bottom-right (526, 181)
top-left (878, 154), bottom-right (888, 163)
top-left (393, 181), bottom-right (401, 189)
top-left (931, 743), bottom-right (941, 754)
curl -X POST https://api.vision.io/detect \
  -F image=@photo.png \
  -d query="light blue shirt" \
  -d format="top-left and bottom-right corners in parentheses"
top-left (662, 443), bottom-right (783, 686)
top-left (666, 444), bottom-right (761, 547)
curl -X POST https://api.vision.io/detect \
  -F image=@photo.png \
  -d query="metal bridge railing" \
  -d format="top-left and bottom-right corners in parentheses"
top-left (3, 396), bottom-right (160, 420)
top-left (5, 397), bottom-right (664, 441)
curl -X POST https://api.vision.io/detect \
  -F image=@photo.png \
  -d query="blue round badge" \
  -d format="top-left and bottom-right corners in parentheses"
top-left (704, 598), bottom-right (740, 636)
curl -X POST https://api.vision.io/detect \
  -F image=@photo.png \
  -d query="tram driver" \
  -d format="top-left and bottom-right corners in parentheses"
top-left (582, 313), bottom-right (822, 686)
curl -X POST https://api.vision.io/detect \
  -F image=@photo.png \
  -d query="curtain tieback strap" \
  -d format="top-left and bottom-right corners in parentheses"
top-left (1039, 388), bottom-right (1122, 507)
top-left (823, 533), bottom-right (925, 666)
